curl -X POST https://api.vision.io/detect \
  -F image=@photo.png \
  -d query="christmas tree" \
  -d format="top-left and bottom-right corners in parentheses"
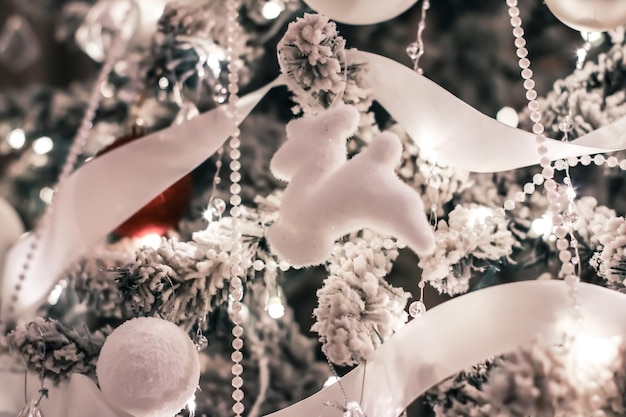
top-left (2, 1), bottom-right (626, 416)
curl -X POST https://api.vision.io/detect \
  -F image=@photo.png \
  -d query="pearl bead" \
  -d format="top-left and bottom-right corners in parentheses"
top-left (607, 156), bottom-right (618, 167)
top-left (232, 338), bottom-right (244, 350)
top-left (521, 68), bottom-right (533, 79)
top-left (253, 260), bottom-right (265, 271)
top-left (232, 364), bottom-right (243, 375)
top-left (580, 154), bottom-right (592, 165)
top-left (232, 389), bottom-right (244, 401)
top-left (504, 200), bottom-right (515, 210)
top-left (523, 183), bottom-right (535, 194)
top-left (232, 350), bottom-right (243, 362)
top-left (593, 154), bottom-right (605, 165)
top-left (232, 376), bottom-right (243, 388)
top-left (233, 403), bottom-right (245, 415)
top-left (542, 166), bottom-right (554, 179)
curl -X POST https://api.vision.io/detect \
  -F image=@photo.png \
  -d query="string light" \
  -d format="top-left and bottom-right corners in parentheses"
top-left (6, 128), bottom-right (25, 149)
top-left (136, 233), bottom-right (162, 249)
top-left (261, 1), bottom-right (282, 19)
top-left (32, 136), bottom-right (53, 155)
top-left (496, 106), bottom-right (519, 127)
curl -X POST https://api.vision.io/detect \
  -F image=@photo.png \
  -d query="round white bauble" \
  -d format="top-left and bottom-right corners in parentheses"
top-left (545, 0), bottom-right (626, 32)
top-left (96, 317), bottom-right (200, 417)
top-left (302, 0), bottom-right (418, 25)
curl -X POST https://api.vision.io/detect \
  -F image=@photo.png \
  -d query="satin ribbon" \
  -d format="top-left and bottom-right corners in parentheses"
top-left (2, 281), bottom-right (625, 417)
top-left (349, 50), bottom-right (626, 172)
top-left (266, 280), bottom-right (626, 417)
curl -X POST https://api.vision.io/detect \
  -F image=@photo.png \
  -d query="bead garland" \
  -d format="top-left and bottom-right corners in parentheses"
top-left (224, 0), bottom-right (246, 415)
top-left (0, 31), bottom-right (127, 331)
top-left (504, 0), bottom-right (583, 322)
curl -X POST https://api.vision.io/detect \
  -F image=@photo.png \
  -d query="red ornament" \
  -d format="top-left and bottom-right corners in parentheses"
top-left (98, 127), bottom-right (193, 238)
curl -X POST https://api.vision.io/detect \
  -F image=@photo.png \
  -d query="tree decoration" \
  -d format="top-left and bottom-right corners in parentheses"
top-left (418, 204), bottom-right (516, 295)
top-left (425, 360), bottom-right (496, 417)
top-left (590, 216), bottom-right (626, 287)
top-left (6, 317), bottom-right (110, 384)
top-left (311, 230), bottom-right (409, 366)
top-left (277, 13), bottom-right (373, 116)
top-left (96, 317), bottom-right (200, 417)
top-left (268, 104), bottom-right (435, 267)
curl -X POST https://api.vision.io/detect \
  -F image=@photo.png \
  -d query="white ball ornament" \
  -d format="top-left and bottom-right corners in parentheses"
top-left (96, 317), bottom-right (200, 417)
top-left (302, 0), bottom-right (418, 25)
top-left (545, 0), bottom-right (626, 32)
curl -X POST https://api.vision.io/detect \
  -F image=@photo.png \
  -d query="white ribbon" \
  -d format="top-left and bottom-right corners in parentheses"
top-left (266, 280), bottom-right (626, 417)
top-left (0, 80), bottom-right (280, 320)
top-left (350, 50), bottom-right (626, 172)
top-left (2, 281), bottom-right (625, 417)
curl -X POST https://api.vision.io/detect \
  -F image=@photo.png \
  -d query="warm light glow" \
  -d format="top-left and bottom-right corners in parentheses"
top-left (136, 233), bottom-right (162, 249)
top-left (266, 296), bottom-right (285, 319)
top-left (323, 376), bottom-right (340, 387)
top-left (7, 128), bottom-right (25, 149)
top-left (158, 77), bottom-right (169, 89)
top-left (496, 106), bottom-right (519, 128)
top-left (39, 187), bottom-right (55, 204)
top-left (187, 394), bottom-right (196, 417)
top-left (530, 214), bottom-right (553, 237)
top-left (570, 332), bottom-right (621, 384)
top-left (33, 136), bottom-right (54, 155)
top-left (566, 186), bottom-right (576, 200)
top-left (468, 206), bottom-right (493, 227)
top-left (262, 1), bottom-right (282, 19)
top-left (580, 31), bottom-right (604, 46)
top-left (48, 279), bottom-right (67, 305)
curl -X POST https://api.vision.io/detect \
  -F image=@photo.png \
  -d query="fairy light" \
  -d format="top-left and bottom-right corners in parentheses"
top-left (39, 187), bottom-right (54, 204)
top-left (136, 233), bottom-right (161, 249)
top-left (323, 375), bottom-right (340, 387)
top-left (7, 128), bottom-right (25, 149)
top-left (266, 295), bottom-right (285, 319)
top-left (32, 136), bottom-right (53, 155)
top-left (47, 279), bottom-right (67, 305)
top-left (530, 214), bottom-right (553, 238)
top-left (496, 106), bottom-right (519, 127)
top-left (261, 1), bottom-right (282, 19)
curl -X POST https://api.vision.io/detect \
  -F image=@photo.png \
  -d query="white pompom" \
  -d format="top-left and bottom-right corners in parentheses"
top-left (96, 317), bottom-right (200, 417)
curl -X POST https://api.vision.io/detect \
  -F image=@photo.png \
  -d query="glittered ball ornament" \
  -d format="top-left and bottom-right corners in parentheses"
top-left (96, 317), bottom-right (200, 417)
top-left (302, 0), bottom-right (417, 25)
top-left (97, 129), bottom-right (193, 238)
top-left (545, 0), bottom-right (626, 32)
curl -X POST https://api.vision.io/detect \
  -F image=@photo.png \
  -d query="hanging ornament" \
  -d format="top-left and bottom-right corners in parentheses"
top-left (96, 317), bottom-right (200, 417)
top-left (15, 400), bottom-right (42, 417)
top-left (302, 0), bottom-right (417, 25)
top-left (267, 104), bottom-right (435, 267)
top-left (96, 125), bottom-right (193, 239)
top-left (544, 0), bottom-right (626, 32)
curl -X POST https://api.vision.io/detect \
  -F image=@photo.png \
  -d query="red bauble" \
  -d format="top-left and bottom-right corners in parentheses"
top-left (98, 128), bottom-right (193, 238)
